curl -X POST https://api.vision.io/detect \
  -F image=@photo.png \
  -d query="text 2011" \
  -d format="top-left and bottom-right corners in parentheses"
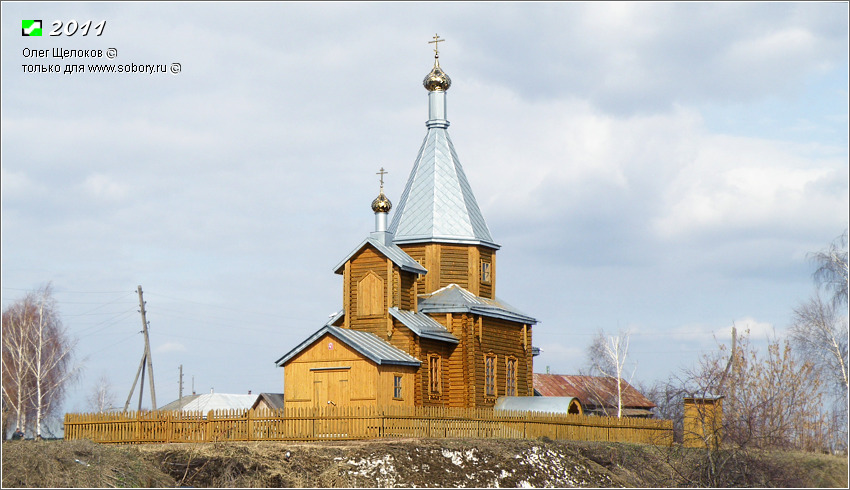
top-left (50, 20), bottom-right (106, 37)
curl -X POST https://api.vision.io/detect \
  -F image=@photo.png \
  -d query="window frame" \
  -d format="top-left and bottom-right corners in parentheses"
top-left (429, 354), bottom-right (442, 396)
top-left (505, 356), bottom-right (518, 397)
top-left (480, 260), bottom-right (491, 283)
top-left (393, 374), bottom-right (403, 400)
top-left (484, 353), bottom-right (497, 398)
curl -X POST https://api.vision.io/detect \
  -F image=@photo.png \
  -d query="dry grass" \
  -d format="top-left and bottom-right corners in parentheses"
top-left (3, 437), bottom-right (847, 488)
top-left (1, 439), bottom-right (174, 488)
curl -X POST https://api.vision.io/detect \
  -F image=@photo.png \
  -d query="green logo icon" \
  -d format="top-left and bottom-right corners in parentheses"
top-left (22, 20), bottom-right (42, 36)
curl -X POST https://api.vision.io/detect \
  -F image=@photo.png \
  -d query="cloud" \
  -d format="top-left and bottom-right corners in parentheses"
top-left (155, 342), bottom-right (186, 354)
top-left (663, 317), bottom-right (775, 345)
top-left (82, 173), bottom-right (128, 201)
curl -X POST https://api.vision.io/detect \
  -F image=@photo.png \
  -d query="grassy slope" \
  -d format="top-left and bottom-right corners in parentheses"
top-left (2, 438), bottom-right (847, 488)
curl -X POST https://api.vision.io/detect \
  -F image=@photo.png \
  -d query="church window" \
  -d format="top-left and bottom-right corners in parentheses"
top-left (429, 355), bottom-right (442, 395)
top-left (357, 271), bottom-right (384, 317)
top-left (481, 261), bottom-right (491, 283)
top-left (505, 357), bottom-right (517, 396)
top-left (393, 375), bottom-right (403, 399)
top-left (485, 354), bottom-right (497, 397)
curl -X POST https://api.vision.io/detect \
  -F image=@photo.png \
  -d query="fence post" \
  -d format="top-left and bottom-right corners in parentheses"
top-left (206, 410), bottom-right (214, 443)
top-left (247, 408), bottom-right (254, 442)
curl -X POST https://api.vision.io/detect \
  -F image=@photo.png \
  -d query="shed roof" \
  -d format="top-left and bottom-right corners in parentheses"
top-left (533, 374), bottom-right (655, 409)
top-left (333, 235), bottom-right (427, 275)
top-left (275, 325), bottom-right (421, 368)
top-left (388, 307), bottom-right (459, 344)
top-left (418, 284), bottom-right (537, 324)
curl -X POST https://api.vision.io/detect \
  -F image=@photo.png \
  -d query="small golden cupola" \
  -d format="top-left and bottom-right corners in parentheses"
top-left (423, 33), bottom-right (451, 92)
top-left (372, 167), bottom-right (392, 233)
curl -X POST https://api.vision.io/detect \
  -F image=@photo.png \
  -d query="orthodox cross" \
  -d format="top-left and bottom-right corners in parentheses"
top-left (429, 33), bottom-right (445, 57)
top-left (377, 167), bottom-right (388, 191)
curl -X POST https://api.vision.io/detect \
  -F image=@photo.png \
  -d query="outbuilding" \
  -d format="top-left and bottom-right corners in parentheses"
top-left (275, 325), bottom-right (420, 408)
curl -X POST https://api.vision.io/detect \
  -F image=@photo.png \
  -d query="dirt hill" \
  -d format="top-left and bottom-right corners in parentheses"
top-left (2, 438), bottom-right (847, 488)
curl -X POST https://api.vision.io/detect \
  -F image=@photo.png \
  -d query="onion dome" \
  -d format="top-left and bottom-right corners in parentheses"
top-left (371, 191), bottom-right (392, 213)
top-left (423, 58), bottom-right (451, 92)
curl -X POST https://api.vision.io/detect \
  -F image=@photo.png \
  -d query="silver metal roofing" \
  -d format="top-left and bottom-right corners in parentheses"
top-left (418, 284), bottom-right (538, 324)
top-left (388, 126), bottom-right (500, 250)
top-left (179, 393), bottom-right (259, 413)
top-left (334, 234), bottom-right (427, 275)
top-left (388, 307), bottom-right (459, 344)
top-left (158, 394), bottom-right (202, 412)
top-left (494, 396), bottom-right (583, 415)
top-left (325, 309), bottom-right (344, 326)
top-left (275, 325), bottom-right (421, 368)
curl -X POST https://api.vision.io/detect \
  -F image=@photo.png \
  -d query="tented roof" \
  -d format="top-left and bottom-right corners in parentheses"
top-left (388, 127), bottom-right (499, 250)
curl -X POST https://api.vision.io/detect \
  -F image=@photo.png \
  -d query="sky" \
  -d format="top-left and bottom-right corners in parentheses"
top-left (2, 2), bottom-right (848, 420)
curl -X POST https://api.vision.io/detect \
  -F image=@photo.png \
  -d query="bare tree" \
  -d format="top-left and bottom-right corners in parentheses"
top-left (790, 295), bottom-right (848, 398)
top-left (87, 373), bottom-right (117, 413)
top-left (789, 232), bottom-right (850, 451)
top-left (810, 230), bottom-right (848, 309)
top-left (586, 329), bottom-right (634, 418)
top-left (2, 293), bottom-right (39, 434)
top-left (683, 329), bottom-right (827, 451)
top-left (26, 284), bottom-right (81, 439)
top-left (1, 284), bottom-right (81, 439)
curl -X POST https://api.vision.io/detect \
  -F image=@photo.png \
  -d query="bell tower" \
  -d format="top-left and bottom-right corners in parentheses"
top-left (389, 34), bottom-right (499, 298)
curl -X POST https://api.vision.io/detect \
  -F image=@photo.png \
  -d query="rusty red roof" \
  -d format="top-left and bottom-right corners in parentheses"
top-left (533, 374), bottom-right (655, 409)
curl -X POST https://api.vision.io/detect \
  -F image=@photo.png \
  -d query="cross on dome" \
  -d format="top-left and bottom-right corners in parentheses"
top-left (377, 167), bottom-right (388, 191)
top-left (429, 33), bottom-right (445, 58)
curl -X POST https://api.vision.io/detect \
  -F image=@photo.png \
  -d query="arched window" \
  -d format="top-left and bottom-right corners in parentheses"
top-left (485, 354), bottom-right (497, 398)
top-left (505, 357), bottom-right (517, 396)
top-left (429, 355), bottom-right (442, 395)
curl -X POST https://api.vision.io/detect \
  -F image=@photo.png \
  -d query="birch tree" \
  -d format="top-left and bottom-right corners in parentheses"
top-left (2, 294), bottom-right (39, 434)
top-left (26, 285), bottom-right (80, 439)
top-left (810, 230), bottom-right (848, 309)
top-left (87, 373), bottom-right (117, 413)
top-left (790, 295), bottom-right (848, 398)
top-left (586, 329), bottom-right (633, 418)
top-left (1, 284), bottom-right (80, 439)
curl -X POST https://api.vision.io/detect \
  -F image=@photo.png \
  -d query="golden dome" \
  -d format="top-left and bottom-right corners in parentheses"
top-left (371, 191), bottom-right (392, 213)
top-left (423, 58), bottom-right (451, 92)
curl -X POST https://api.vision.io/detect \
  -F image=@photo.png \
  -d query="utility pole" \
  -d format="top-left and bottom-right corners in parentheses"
top-left (178, 364), bottom-right (184, 403)
top-left (123, 285), bottom-right (158, 411)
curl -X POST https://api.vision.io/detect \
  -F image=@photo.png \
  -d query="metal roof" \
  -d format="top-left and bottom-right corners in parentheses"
top-left (494, 396), bottom-right (583, 416)
top-left (252, 393), bottom-right (285, 410)
top-left (388, 127), bottom-right (499, 250)
top-left (275, 325), bottom-right (421, 368)
top-left (388, 307), bottom-right (459, 344)
top-left (533, 374), bottom-right (656, 409)
top-left (418, 284), bottom-right (537, 324)
top-left (325, 309), bottom-right (344, 326)
top-left (334, 235), bottom-right (427, 275)
top-left (179, 393), bottom-right (259, 413)
top-left (158, 394), bottom-right (202, 412)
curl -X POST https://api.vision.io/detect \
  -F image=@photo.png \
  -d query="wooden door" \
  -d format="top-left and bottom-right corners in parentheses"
top-left (312, 370), bottom-right (350, 436)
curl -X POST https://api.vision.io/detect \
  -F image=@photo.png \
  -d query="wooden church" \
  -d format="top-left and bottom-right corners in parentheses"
top-left (275, 36), bottom-right (538, 409)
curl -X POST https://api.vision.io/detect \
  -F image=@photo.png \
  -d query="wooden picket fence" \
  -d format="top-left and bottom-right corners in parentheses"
top-left (64, 405), bottom-right (673, 446)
